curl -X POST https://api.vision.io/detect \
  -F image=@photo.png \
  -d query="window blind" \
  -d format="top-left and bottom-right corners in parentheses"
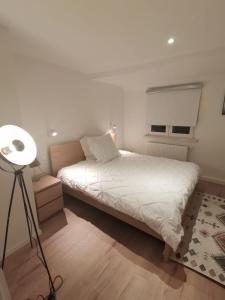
top-left (146, 85), bottom-right (202, 126)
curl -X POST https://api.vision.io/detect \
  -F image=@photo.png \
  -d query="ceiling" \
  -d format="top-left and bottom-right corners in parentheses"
top-left (94, 47), bottom-right (225, 90)
top-left (1, 0), bottom-right (225, 89)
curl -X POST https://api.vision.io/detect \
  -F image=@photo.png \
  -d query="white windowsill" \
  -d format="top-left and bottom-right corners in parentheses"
top-left (144, 134), bottom-right (198, 143)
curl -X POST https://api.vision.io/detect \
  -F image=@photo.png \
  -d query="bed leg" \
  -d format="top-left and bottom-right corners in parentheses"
top-left (163, 244), bottom-right (172, 262)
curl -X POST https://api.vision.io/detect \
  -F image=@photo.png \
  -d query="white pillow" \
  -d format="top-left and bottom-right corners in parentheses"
top-left (87, 134), bottom-right (120, 163)
top-left (80, 136), bottom-right (96, 160)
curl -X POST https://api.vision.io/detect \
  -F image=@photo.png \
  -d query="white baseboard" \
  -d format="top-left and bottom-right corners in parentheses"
top-left (200, 175), bottom-right (225, 186)
top-left (5, 228), bottom-right (42, 258)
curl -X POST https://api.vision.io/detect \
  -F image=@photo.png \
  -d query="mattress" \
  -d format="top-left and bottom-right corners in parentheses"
top-left (58, 150), bottom-right (200, 251)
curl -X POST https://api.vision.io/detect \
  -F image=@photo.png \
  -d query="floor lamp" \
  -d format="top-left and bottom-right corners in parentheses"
top-left (0, 125), bottom-right (56, 300)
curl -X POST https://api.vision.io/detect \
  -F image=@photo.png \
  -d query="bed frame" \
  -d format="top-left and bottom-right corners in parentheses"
top-left (49, 140), bottom-right (174, 261)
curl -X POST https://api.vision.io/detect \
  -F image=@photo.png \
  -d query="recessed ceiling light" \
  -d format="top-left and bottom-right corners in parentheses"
top-left (168, 37), bottom-right (175, 45)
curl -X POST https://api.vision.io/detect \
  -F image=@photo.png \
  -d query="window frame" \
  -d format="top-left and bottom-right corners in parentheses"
top-left (168, 126), bottom-right (194, 138)
top-left (149, 124), bottom-right (194, 138)
top-left (149, 125), bottom-right (169, 136)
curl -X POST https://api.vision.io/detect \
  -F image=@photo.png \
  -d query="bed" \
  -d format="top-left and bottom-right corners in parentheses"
top-left (49, 140), bottom-right (200, 261)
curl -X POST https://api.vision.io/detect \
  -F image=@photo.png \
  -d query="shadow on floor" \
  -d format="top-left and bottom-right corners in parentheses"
top-left (40, 210), bottom-right (68, 241)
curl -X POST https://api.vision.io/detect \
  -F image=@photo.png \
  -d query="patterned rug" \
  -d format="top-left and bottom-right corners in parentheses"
top-left (171, 192), bottom-right (225, 286)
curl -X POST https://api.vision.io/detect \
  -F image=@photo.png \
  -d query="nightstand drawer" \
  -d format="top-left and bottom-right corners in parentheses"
top-left (38, 196), bottom-right (64, 222)
top-left (36, 184), bottom-right (62, 208)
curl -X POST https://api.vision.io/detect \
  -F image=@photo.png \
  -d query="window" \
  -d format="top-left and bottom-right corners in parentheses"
top-left (149, 125), bottom-right (168, 136)
top-left (146, 83), bottom-right (202, 140)
top-left (169, 126), bottom-right (193, 138)
top-left (151, 125), bottom-right (167, 133)
top-left (149, 125), bottom-right (194, 138)
top-left (171, 126), bottom-right (190, 134)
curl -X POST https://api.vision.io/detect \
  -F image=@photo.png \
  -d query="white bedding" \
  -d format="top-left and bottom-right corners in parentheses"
top-left (58, 150), bottom-right (200, 251)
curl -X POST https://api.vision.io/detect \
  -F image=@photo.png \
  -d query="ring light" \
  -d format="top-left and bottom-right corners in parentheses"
top-left (0, 125), bottom-right (37, 166)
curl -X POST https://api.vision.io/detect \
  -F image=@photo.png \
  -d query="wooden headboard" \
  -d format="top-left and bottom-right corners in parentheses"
top-left (49, 141), bottom-right (85, 176)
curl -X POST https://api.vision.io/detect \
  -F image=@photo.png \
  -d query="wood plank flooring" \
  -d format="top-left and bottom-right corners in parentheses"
top-left (4, 181), bottom-right (225, 300)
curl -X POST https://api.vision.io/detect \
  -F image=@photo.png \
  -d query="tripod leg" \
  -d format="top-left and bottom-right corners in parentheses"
top-left (18, 174), bottom-right (33, 248)
top-left (20, 173), bottom-right (55, 293)
top-left (1, 174), bottom-right (17, 269)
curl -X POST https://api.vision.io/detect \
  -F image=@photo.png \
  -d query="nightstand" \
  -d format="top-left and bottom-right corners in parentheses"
top-left (33, 175), bottom-right (64, 223)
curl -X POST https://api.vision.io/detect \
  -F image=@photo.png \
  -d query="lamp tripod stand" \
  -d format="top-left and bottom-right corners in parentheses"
top-left (1, 165), bottom-right (56, 299)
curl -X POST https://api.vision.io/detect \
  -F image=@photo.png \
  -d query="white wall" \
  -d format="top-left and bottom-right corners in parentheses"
top-left (0, 37), bottom-right (124, 257)
top-left (0, 32), bottom-right (39, 258)
top-left (191, 75), bottom-right (225, 182)
top-left (123, 73), bottom-right (225, 183)
top-left (14, 56), bottom-right (124, 172)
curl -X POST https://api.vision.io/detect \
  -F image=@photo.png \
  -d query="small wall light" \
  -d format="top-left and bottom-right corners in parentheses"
top-left (167, 37), bottom-right (175, 45)
top-left (112, 124), bottom-right (117, 130)
top-left (109, 122), bottom-right (117, 132)
top-left (109, 123), bottom-right (117, 144)
top-left (49, 129), bottom-right (58, 137)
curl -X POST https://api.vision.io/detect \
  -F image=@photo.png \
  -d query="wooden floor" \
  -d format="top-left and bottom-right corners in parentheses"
top-left (4, 181), bottom-right (225, 300)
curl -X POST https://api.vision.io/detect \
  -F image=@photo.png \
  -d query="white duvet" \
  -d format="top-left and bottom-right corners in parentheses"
top-left (58, 150), bottom-right (200, 251)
